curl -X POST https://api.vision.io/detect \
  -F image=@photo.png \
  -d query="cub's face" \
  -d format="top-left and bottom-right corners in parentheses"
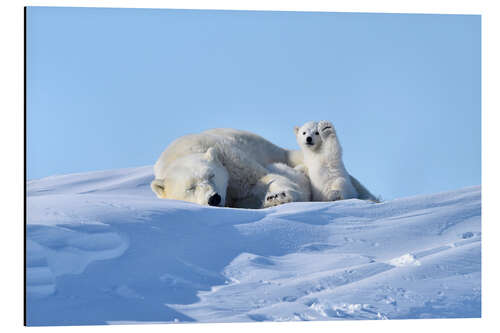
top-left (294, 121), bottom-right (322, 152)
top-left (151, 148), bottom-right (229, 207)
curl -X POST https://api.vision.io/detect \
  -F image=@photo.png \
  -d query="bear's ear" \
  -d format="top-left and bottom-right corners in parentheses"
top-left (294, 126), bottom-right (299, 135)
top-left (205, 147), bottom-right (218, 162)
top-left (151, 179), bottom-right (166, 198)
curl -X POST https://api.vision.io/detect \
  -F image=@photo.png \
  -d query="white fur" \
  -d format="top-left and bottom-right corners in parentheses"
top-left (295, 121), bottom-right (377, 202)
top-left (260, 163), bottom-right (311, 207)
top-left (152, 128), bottom-right (310, 208)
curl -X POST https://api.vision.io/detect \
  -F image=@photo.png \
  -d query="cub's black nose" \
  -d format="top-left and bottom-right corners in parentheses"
top-left (208, 193), bottom-right (221, 206)
top-left (306, 136), bottom-right (312, 143)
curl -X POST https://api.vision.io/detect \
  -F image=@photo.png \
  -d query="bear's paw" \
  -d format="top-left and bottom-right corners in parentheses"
top-left (318, 120), bottom-right (335, 139)
top-left (263, 190), bottom-right (293, 208)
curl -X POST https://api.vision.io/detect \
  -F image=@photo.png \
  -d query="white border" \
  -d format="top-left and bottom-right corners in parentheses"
top-left (13, 0), bottom-right (488, 14)
top-left (2, 0), bottom-right (499, 332)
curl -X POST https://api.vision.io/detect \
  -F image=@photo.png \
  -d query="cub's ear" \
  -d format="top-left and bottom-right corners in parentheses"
top-left (205, 147), bottom-right (218, 162)
top-left (151, 179), bottom-right (166, 198)
top-left (294, 126), bottom-right (299, 135)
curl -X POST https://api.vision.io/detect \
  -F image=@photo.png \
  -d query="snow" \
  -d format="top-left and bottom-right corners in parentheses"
top-left (388, 254), bottom-right (421, 267)
top-left (26, 166), bottom-right (481, 326)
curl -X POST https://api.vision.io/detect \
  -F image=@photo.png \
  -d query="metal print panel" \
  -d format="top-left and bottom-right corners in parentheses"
top-left (25, 6), bottom-right (481, 326)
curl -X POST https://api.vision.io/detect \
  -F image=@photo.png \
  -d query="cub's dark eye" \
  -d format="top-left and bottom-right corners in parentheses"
top-left (302, 132), bottom-right (306, 135)
top-left (315, 132), bottom-right (319, 135)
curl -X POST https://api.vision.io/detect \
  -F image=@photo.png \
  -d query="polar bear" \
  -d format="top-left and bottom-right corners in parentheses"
top-left (262, 162), bottom-right (311, 207)
top-left (295, 121), bottom-right (378, 202)
top-left (151, 128), bottom-right (309, 209)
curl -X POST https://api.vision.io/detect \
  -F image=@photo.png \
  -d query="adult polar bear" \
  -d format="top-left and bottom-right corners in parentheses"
top-left (151, 128), bottom-right (309, 208)
top-left (151, 128), bottom-right (375, 208)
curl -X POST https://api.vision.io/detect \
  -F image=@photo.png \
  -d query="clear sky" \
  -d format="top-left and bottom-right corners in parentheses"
top-left (26, 7), bottom-right (480, 199)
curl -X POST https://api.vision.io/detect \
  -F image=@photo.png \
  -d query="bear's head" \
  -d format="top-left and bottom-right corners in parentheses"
top-left (294, 121), bottom-right (323, 152)
top-left (151, 147), bottom-right (229, 207)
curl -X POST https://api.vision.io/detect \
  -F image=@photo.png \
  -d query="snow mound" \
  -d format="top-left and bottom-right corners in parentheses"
top-left (26, 166), bottom-right (481, 326)
top-left (388, 254), bottom-right (421, 267)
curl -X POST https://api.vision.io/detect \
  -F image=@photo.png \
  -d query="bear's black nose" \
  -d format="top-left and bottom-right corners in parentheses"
top-left (306, 136), bottom-right (312, 143)
top-left (208, 193), bottom-right (221, 206)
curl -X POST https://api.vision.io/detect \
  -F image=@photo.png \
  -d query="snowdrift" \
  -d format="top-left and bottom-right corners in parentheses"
top-left (26, 166), bottom-right (481, 325)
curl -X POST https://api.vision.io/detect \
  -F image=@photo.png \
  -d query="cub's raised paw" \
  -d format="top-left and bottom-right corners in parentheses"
top-left (318, 120), bottom-right (335, 139)
top-left (264, 190), bottom-right (293, 208)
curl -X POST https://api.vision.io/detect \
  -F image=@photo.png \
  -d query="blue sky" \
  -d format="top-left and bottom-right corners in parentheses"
top-left (26, 7), bottom-right (480, 199)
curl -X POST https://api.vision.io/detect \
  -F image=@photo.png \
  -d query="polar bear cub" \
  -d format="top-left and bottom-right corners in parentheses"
top-left (295, 121), bottom-right (358, 201)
